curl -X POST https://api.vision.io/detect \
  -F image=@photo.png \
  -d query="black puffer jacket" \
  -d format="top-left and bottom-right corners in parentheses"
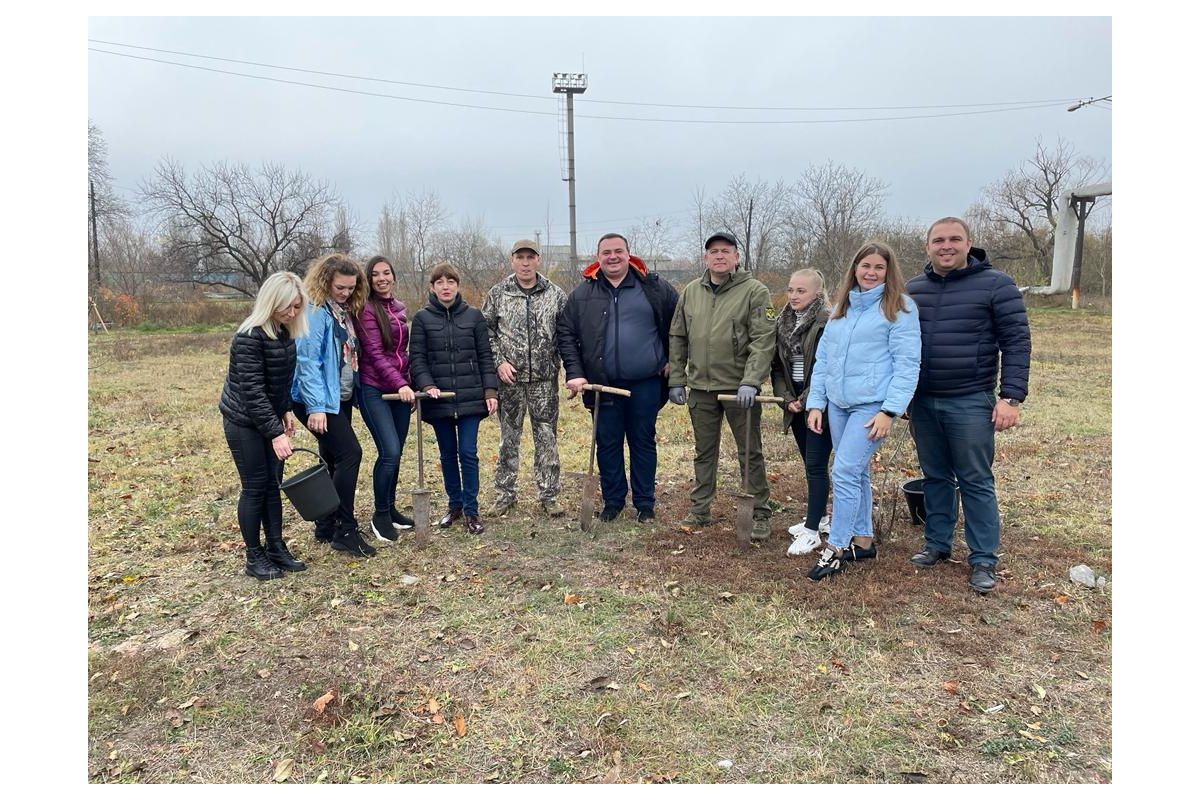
top-left (905, 247), bottom-right (1031, 401)
top-left (219, 326), bottom-right (296, 439)
top-left (557, 257), bottom-right (678, 409)
top-left (409, 293), bottom-right (498, 421)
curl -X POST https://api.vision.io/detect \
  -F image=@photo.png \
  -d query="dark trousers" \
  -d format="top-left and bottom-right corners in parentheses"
top-left (429, 414), bottom-right (483, 516)
top-left (594, 375), bottom-right (661, 512)
top-left (789, 394), bottom-right (833, 531)
top-left (223, 418), bottom-right (283, 549)
top-left (293, 399), bottom-right (363, 530)
top-left (358, 384), bottom-right (413, 513)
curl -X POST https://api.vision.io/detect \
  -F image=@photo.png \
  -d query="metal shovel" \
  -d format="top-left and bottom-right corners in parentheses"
top-left (383, 390), bottom-right (454, 547)
top-left (577, 383), bottom-right (632, 531)
top-left (716, 393), bottom-right (785, 551)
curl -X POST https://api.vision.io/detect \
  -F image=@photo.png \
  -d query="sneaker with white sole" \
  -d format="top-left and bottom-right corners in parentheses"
top-left (818, 514), bottom-right (831, 535)
top-left (787, 527), bottom-right (821, 556)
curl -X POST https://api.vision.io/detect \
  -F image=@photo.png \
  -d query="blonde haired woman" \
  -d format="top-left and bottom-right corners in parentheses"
top-left (219, 271), bottom-right (309, 580)
top-left (291, 254), bottom-right (375, 557)
top-left (804, 243), bottom-right (921, 581)
top-left (770, 268), bottom-right (833, 557)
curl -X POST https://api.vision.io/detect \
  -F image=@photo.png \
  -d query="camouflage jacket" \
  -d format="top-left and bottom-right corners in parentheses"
top-left (481, 273), bottom-right (568, 383)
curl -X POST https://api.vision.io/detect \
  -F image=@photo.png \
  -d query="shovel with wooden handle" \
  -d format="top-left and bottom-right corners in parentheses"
top-left (716, 393), bottom-right (785, 552)
top-left (383, 390), bottom-right (455, 547)
top-left (577, 383), bottom-right (633, 531)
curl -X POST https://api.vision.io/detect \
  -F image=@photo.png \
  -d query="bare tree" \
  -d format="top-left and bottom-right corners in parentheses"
top-left (141, 158), bottom-right (341, 295)
top-left (981, 137), bottom-right (1107, 281)
top-left (706, 174), bottom-right (790, 272)
top-left (627, 216), bottom-right (678, 270)
top-left (429, 216), bottom-right (506, 298)
top-left (100, 217), bottom-right (167, 296)
top-left (689, 185), bottom-right (707, 261)
top-left (786, 161), bottom-right (888, 284)
top-left (88, 122), bottom-right (128, 290)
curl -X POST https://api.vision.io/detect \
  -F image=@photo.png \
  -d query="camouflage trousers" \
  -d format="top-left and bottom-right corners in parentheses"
top-left (494, 380), bottom-right (561, 503)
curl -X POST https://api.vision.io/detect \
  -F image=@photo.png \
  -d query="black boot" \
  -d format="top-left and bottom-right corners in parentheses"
top-left (314, 515), bottom-right (337, 543)
top-left (331, 520), bottom-right (377, 557)
top-left (245, 545), bottom-right (285, 581)
top-left (265, 530), bottom-right (307, 572)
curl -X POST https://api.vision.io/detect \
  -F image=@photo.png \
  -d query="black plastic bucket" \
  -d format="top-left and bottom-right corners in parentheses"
top-left (901, 478), bottom-right (926, 525)
top-left (279, 447), bottom-right (339, 521)
top-left (901, 478), bottom-right (959, 525)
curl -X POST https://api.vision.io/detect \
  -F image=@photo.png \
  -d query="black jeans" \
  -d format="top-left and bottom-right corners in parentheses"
top-left (789, 381), bottom-right (833, 531)
top-left (223, 418), bottom-right (284, 548)
top-left (293, 399), bottom-right (363, 529)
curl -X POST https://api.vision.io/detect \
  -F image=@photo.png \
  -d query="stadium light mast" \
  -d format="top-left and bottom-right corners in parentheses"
top-left (553, 72), bottom-right (588, 271)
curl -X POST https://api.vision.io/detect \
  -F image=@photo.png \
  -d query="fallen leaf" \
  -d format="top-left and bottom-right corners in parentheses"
top-left (649, 770), bottom-right (681, 783)
top-left (453, 714), bottom-right (467, 737)
top-left (674, 691), bottom-right (691, 700)
top-left (1091, 619), bottom-right (1107, 634)
top-left (330, 597), bottom-right (345, 608)
top-left (273, 758), bottom-right (294, 782)
top-left (1019, 729), bottom-right (1048, 743)
top-left (1032, 684), bottom-right (1047, 700)
top-left (177, 696), bottom-right (200, 710)
top-left (427, 697), bottom-right (440, 714)
top-left (1026, 722), bottom-right (1042, 730)
top-left (901, 640), bottom-right (916, 648)
top-left (831, 658), bottom-right (848, 673)
top-left (637, 682), bottom-right (652, 691)
top-left (817, 664), bottom-right (828, 674)
top-left (540, 583), bottom-right (552, 592)
top-left (1030, 705), bottom-right (1042, 716)
top-left (942, 681), bottom-right (960, 695)
top-left (312, 689), bottom-right (338, 714)
top-left (257, 669), bottom-right (271, 679)
top-left (1054, 595), bottom-right (1070, 605)
top-left (348, 640), bottom-right (359, 652)
top-left (564, 593), bottom-right (582, 605)
top-left (431, 713), bottom-right (445, 724)
top-left (1075, 671), bottom-right (1090, 680)
top-left (718, 592), bottom-right (734, 602)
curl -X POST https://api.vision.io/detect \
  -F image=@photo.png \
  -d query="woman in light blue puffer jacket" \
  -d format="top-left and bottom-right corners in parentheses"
top-left (804, 242), bottom-right (921, 581)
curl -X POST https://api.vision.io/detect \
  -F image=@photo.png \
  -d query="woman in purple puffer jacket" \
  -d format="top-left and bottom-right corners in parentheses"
top-left (354, 256), bottom-right (417, 543)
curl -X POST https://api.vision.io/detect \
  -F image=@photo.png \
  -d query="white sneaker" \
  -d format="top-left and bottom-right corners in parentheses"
top-left (818, 515), bottom-right (831, 535)
top-left (787, 520), bottom-right (807, 536)
top-left (787, 528), bottom-right (821, 556)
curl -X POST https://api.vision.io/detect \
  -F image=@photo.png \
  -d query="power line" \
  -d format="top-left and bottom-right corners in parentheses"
top-left (90, 45), bottom-right (1076, 124)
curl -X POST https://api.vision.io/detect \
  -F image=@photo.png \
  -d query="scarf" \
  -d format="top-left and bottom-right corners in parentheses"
top-left (777, 293), bottom-right (829, 360)
top-left (328, 300), bottom-right (359, 372)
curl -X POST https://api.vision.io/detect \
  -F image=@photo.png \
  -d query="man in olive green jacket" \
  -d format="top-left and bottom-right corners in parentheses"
top-left (668, 233), bottom-right (777, 540)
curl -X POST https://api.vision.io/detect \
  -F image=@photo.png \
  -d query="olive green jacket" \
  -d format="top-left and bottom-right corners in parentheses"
top-left (668, 269), bottom-right (776, 391)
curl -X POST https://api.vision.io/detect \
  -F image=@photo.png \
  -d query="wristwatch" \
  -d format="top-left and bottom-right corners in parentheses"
top-left (1000, 397), bottom-right (1021, 407)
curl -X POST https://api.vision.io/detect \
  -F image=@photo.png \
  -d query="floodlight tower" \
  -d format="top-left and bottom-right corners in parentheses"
top-left (553, 72), bottom-right (588, 270)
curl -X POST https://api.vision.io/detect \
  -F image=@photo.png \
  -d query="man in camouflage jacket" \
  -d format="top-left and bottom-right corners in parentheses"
top-left (481, 239), bottom-right (569, 517)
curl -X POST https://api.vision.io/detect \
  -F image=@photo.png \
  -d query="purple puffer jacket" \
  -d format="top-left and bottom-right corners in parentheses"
top-left (355, 295), bottom-right (411, 392)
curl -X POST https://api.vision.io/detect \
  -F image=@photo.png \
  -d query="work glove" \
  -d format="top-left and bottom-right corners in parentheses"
top-left (668, 387), bottom-right (686, 405)
top-left (736, 384), bottom-right (758, 409)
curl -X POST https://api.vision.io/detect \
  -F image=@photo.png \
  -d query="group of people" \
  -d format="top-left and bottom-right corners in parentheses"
top-left (219, 215), bottom-right (1030, 594)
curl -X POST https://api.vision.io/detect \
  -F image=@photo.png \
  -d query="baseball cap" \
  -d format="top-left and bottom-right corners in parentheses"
top-left (511, 239), bottom-right (540, 256)
top-left (704, 232), bottom-right (739, 250)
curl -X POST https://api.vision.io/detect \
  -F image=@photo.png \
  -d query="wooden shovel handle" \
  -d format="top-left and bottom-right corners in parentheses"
top-left (716, 394), bottom-right (786, 405)
top-left (582, 383), bottom-right (633, 398)
top-left (382, 391), bottom-right (457, 400)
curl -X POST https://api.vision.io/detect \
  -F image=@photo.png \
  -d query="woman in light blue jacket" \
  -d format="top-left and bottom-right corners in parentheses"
top-left (291, 254), bottom-right (375, 558)
top-left (804, 242), bottom-right (921, 581)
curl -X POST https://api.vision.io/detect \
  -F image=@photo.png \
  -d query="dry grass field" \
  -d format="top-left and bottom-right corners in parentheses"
top-left (87, 307), bottom-right (1111, 784)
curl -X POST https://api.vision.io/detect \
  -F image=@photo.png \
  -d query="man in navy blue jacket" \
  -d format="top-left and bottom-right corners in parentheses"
top-left (905, 217), bottom-right (1031, 594)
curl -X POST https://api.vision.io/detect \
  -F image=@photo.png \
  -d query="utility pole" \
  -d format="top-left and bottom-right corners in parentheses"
top-left (553, 72), bottom-right (587, 271)
top-left (89, 178), bottom-right (102, 288)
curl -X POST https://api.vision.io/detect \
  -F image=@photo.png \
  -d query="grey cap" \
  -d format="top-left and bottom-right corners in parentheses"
top-left (704, 232), bottom-right (739, 250)
top-left (511, 238), bottom-right (540, 256)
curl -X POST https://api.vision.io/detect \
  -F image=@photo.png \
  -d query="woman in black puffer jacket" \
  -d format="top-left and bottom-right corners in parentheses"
top-left (409, 261), bottom-right (498, 535)
top-left (219, 271), bottom-right (309, 580)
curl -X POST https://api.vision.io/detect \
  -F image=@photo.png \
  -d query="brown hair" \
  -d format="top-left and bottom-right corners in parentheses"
top-left (925, 216), bottom-right (971, 242)
top-left (429, 260), bottom-right (461, 285)
top-left (363, 255), bottom-right (396, 352)
top-left (596, 233), bottom-right (629, 253)
top-left (303, 253), bottom-right (367, 317)
top-left (830, 242), bottom-right (910, 323)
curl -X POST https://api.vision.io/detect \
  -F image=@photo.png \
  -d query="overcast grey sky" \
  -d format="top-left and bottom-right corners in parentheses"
top-left (87, 15), bottom-right (1112, 250)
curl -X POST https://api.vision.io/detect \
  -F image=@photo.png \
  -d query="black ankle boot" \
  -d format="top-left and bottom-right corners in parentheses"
top-left (245, 545), bottom-right (285, 580)
top-left (265, 532), bottom-right (307, 572)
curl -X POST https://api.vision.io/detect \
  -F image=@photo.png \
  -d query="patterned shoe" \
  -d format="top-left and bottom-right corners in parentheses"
top-left (807, 545), bottom-right (848, 582)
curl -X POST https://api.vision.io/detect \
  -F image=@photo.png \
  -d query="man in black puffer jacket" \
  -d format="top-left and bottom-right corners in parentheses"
top-left (905, 217), bottom-right (1031, 594)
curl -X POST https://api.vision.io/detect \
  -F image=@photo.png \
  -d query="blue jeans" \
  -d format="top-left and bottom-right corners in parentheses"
top-left (429, 414), bottom-right (482, 516)
top-left (594, 375), bottom-right (661, 512)
top-left (358, 384), bottom-right (413, 513)
top-left (909, 392), bottom-right (1000, 567)
top-left (826, 402), bottom-right (884, 550)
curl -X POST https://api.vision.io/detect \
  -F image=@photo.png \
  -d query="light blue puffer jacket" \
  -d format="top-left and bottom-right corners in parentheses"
top-left (805, 283), bottom-right (921, 414)
top-left (291, 302), bottom-right (349, 414)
